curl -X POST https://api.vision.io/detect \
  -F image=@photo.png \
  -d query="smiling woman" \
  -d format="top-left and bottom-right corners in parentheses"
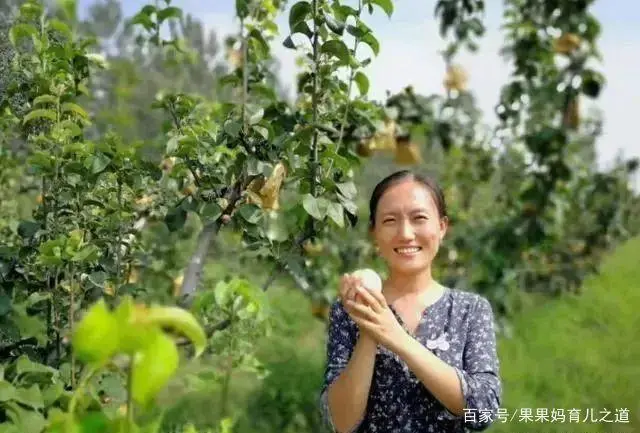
top-left (319, 170), bottom-right (502, 433)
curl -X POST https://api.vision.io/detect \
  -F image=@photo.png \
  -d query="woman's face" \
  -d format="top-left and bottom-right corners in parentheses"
top-left (371, 179), bottom-right (448, 276)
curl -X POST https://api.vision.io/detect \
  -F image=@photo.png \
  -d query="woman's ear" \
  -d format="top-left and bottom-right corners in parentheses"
top-left (439, 216), bottom-right (449, 241)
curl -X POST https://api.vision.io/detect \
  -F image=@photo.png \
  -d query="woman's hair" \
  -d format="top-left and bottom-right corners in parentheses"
top-left (368, 170), bottom-right (448, 229)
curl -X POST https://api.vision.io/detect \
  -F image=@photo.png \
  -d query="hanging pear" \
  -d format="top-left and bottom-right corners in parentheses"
top-left (244, 161), bottom-right (287, 211)
top-left (372, 120), bottom-right (398, 151)
top-left (356, 138), bottom-right (375, 157)
top-left (311, 301), bottom-right (330, 321)
top-left (563, 96), bottom-right (580, 130)
top-left (394, 138), bottom-right (422, 165)
top-left (303, 239), bottom-right (324, 255)
top-left (245, 176), bottom-right (266, 207)
top-left (443, 64), bottom-right (468, 92)
top-left (553, 33), bottom-right (581, 55)
top-left (259, 161), bottom-right (287, 211)
top-left (226, 47), bottom-right (243, 69)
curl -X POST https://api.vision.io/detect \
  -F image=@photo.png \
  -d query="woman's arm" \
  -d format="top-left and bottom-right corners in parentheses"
top-left (325, 333), bottom-right (377, 432)
top-left (395, 335), bottom-right (466, 414)
top-left (395, 296), bottom-right (502, 431)
top-left (320, 302), bottom-right (378, 433)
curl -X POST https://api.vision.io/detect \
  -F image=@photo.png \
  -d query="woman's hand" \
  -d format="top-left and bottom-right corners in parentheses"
top-left (338, 273), bottom-right (376, 340)
top-left (344, 285), bottom-right (409, 352)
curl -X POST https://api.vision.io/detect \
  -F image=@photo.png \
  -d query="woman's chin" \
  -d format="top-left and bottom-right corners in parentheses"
top-left (389, 258), bottom-right (429, 274)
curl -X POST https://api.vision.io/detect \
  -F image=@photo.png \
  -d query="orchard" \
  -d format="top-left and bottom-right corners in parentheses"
top-left (0, 0), bottom-right (638, 432)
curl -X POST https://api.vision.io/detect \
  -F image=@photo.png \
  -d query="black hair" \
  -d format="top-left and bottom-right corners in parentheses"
top-left (368, 170), bottom-right (448, 229)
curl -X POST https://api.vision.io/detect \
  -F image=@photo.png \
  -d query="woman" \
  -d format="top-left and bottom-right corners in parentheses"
top-left (319, 170), bottom-right (502, 432)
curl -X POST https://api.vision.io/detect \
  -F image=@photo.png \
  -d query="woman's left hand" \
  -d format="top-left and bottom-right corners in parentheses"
top-left (345, 286), bottom-right (409, 352)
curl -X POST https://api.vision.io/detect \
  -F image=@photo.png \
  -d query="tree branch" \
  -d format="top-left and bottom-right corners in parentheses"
top-left (179, 173), bottom-right (257, 306)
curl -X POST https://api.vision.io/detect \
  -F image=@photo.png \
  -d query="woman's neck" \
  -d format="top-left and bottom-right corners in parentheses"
top-left (384, 268), bottom-right (437, 298)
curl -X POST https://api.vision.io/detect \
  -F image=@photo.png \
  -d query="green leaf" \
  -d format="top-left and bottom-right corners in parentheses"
top-left (3, 401), bottom-right (46, 433)
top-left (0, 381), bottom-right (16, 402)
top-left (71, 245), bottom-right (99, 263)
top-left (237, 204), bottom-right (263, 224)
top-left (145, 305), bottom-right (207, 357)
top-left (336, 182), bottom-right (357, 199)
top-left (332, 4), bottom-right (359, 22)
top-left (224, 120), bottom-right (242, 138)
top-left (17, 221), bottom-right (41, 238)
top-left (73, 299), bottom-right (120, 365)
top-left (368, 0), bottom-right (393, 17)
top-left (58, 0), bottom-right (77, 22)
top-left (247, 106), bottom-right (264, 125)
top-left (88, 271), bottom-right (107, 288)
top-left (328, 202), bottom-right (345, 227)
top-left (14, 385), bottom-right (44, 409)
top-left (48, 18), bottom-right (72, 40)
top-left (9, 23), bottom-right (38, 46)
top-left (58, 120), bottom-right (82, 137)
top-left (354, 71), bottom-right (369, 95)
top-left (289, 1), bottom-right (311, 29)
top-left (0, 294), bottom-right (11, 317)
top-left (201, 202), bottom-right (222, 222)
top-left (33, 95), bottom-right (57, 106)
top-left (291, 21), bottom-right (313, 38)
top-left (157, 6), bottom-right (182, 23)
top-left (20, 2), bottom-right (44, 18)
top-left (346, 24), bottom-right (367, 38)
top-left (165, 207), bottom-right (188, 232)
top-left (248, 29), bottom-right (269, 58)
top-left (41, 382), bottom-right (64, 407)
top-left (302, 194), bottom-right (326, 219)
top-left (89, 153), bottom-right (111, 174)
top-left (131, 330), bottom-right (179, 407)
top-left (283, 35), bottom-right (296, 49)
top-left (15, 355), bottom-right (58, 378)
top-left (77, 412), bottom-right (110, 433)
top-left (25, 292), bottom-right (50, 308)
top-left (130, 12), bottom-right (155, 31)
top-left (236, 0), bottom-right (250, 18)
top-left (321, 40), bottom-right (350, 64)
top-left (166, 136), bottom-right (178, 154)
top-left (61, 102), bottom-right (89, 120)
top-left (254, 125), bottom-right (269, 140)
top-left (361, 32), bottom-right (380, 55)
top-left (11, 309), bottom-right (47, 345)
top-left (324, 13), bottom-right (345, 35)
top-left (23, 109), bottom-right (56, 124)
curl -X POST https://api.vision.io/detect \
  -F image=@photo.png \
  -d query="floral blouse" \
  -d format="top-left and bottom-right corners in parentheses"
top-left (319, 286), bottom-right (502, 432)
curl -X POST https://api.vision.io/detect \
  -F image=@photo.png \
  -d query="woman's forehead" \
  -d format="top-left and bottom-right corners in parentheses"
top-left (377, 181), bottom-right (437, 211)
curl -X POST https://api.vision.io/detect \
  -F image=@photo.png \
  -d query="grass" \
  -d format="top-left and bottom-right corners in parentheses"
top-left (492, 236), bottom-right (640, 432)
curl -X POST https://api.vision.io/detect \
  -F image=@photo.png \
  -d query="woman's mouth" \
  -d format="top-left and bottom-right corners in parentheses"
top-left (394, 247), bottom-right (422, 256)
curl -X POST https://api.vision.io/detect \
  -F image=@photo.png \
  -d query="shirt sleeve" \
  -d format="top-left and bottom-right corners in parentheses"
top-left (319, 300), bottom-right (364, 433)
top-left (442, 295), bottom-right (502, 431)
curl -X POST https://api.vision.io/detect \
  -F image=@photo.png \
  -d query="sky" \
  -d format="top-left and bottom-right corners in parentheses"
top-left (78, 0), bottom-right (640, 186)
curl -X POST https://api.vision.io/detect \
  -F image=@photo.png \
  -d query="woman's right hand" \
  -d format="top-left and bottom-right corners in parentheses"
top-left (339, 273), bottom-right (360, 305)
top-left (339, 274), bottom-right (369, 324)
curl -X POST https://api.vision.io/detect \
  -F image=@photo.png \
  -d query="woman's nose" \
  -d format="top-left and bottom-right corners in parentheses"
top-left (397, 221), bottom-right (415, 239)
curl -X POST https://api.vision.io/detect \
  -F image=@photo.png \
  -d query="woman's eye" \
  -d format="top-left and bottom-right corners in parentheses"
top-left (415, 215), bottom-right (428, 220)
top-left (383, 219), bottom-right (394, 224)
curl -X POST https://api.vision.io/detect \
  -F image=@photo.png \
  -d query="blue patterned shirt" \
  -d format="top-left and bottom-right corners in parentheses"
top-left (319, 287), bottom-right (502, 432)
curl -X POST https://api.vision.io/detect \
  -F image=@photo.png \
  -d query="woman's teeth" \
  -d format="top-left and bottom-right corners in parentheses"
top-left (394, 247), bottom-right (421, 255)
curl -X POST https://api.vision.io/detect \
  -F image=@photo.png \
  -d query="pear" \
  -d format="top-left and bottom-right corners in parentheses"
top-left (352, 268), bottom-right (382, 292)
